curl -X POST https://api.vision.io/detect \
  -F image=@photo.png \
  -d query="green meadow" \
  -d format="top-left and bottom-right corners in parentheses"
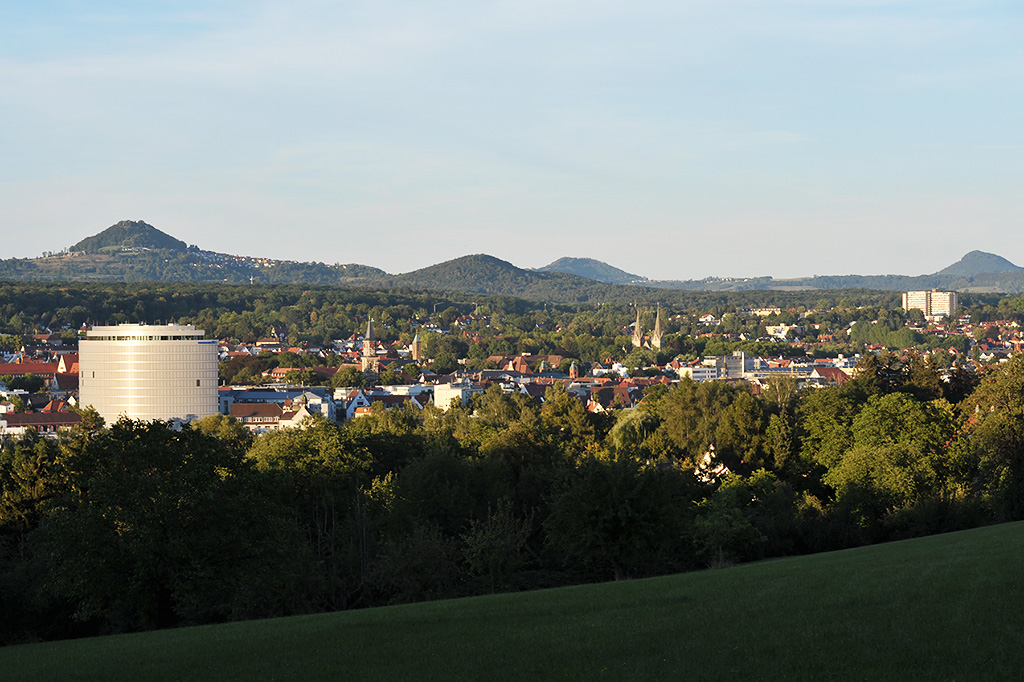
top-left (3, 521), bottom-right (1021, 682)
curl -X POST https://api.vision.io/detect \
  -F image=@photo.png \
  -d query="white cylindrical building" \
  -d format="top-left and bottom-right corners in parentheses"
top-left (79, 323), bottom-right (219, 424)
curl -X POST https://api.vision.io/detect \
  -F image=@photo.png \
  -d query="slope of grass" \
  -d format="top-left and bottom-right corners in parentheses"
top-left (3, 521), bottom-right (1022, 681)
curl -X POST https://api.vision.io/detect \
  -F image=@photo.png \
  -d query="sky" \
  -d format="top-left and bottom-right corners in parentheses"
top-left (1, 1), bottom-right (1022, 280)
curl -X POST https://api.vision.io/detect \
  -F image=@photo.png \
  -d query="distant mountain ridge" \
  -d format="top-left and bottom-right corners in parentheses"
top-left (537, 257), bottom-right (645, 285)
top-left (1, 221), bottom-right (1023, 296)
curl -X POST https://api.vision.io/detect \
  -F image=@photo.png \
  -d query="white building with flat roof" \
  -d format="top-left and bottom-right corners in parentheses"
top-left (903, 290), bottom-right (958, 318)
top-left (433, 380), bottom-right (484, 410)
top-left (79, 323), bottom-right (218, 424)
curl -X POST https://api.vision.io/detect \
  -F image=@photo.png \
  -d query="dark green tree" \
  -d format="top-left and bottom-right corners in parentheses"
top-left (41, 419), bottom-right (309, 632)
top-left (715, 391), bottom-right (767, 470)
top-left (541, 384), bottom-right (602, 464)
top-left (247, 416), bottom-right (376, 610)
top-left (332, 366), bottom-right (365, 389)
top-left (957, 355), bottom-right (1024, 519)
top-left (461, 498), bottom-right (533, 593)
top-left (545, 460), bottom-right (695, 581)
top-left (192, 413), bottom-right (253, 451)
top-left (822, 393), bottom-right (956, 526)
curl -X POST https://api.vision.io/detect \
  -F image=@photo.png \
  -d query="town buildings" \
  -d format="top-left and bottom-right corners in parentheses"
top-left (5, 295), bottom-right (1011, 439)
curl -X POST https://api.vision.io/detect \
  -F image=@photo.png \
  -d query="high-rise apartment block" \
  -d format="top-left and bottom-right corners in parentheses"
top-left (79, 323), bottom-right (218, 425)
top-left (902, 290), bottom-right (958, 318)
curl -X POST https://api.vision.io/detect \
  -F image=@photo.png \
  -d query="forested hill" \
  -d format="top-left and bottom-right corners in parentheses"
top-left (381, 254), bottom-right (634, 302)
top-left (0, 219), bottom-right (385, 286)
top-left (69, 220), bottom-right (188, 253)
top-left (0, 250), bottom-right (386, 286)
top-left (936, 250), bottom-right (1023, 277)
top-left (537, 257), bottom-right (646, 285)
top-left (375, 254), bottom-right (882, 305)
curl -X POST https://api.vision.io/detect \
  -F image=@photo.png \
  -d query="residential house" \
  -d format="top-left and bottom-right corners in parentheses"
top-left (0, 411), bottom-right (82, 437)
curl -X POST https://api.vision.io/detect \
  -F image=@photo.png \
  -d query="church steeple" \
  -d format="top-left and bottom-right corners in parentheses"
top-left (632, 303), bottom-right (643, 348)
top-left (410, 332), bottom-right (422, 362)
top-left (651, 304), bottom-right (663, 350)
top-left (361, 319), bottom-right (379, 374)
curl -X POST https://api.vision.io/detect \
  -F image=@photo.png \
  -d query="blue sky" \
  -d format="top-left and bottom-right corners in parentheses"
top-left (2, 1), bottom-right (1021, 279)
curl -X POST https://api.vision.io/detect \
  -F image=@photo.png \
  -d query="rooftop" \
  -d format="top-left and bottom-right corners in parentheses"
top-left (85, 323), bottom-right (206, 339)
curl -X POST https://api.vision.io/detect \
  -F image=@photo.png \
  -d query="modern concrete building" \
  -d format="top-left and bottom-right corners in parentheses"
top-left (675, 365), bottom-right (720, 382)
top-left (79, 323), bottom-right (218, 424)
top-left (433, 379), bottom-right (484, 410)
top-left (903, 290), bottom-right (958, 318)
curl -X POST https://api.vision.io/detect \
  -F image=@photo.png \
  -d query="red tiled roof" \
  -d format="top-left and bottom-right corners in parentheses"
top-left (40, 400), bottom-right (70, 413)
top-left (812, 367), bottom-right (851, 385)
top-left (57, 354), bottom-right (80, 373)
top-left (589, 385), bottom-right (640, 409)
top-left (0, 362), bottom-right (59, 377)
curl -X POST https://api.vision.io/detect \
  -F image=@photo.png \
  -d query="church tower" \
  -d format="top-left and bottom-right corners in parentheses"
top-left (632, 304), bottom-right (644, 348)
top-left (361, 319), bottom-right (380, 378)
top-left (410, 332), bottom-right (422, 363)
top-left (651, 304), bottom-right (664, 350)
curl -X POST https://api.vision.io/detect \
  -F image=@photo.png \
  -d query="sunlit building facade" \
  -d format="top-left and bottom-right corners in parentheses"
top-left (79, 323), bottom-right (218, 424)
top-left (902, 290), bottom-right (959, 319)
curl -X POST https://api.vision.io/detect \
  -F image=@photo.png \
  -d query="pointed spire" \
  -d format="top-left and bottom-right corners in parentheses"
top-left (651, 304), bottom-right (664, 350)
top-left (410, 331), bottom-right (422, 362)
top-left (632, 302), bottom-right (644, 348)
top-left (362, 319), bottom-right (377, 362)
top-left (361, 319), bottom-right (379, 375)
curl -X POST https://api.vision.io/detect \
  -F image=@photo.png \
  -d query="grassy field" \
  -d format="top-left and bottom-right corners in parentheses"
top-left (2, 521), bottom-right (1022, 681)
